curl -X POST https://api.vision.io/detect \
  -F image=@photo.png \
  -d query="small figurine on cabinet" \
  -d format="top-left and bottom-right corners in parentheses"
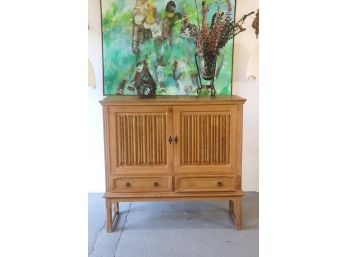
top-left (134, 60), bottom-right (157, 98)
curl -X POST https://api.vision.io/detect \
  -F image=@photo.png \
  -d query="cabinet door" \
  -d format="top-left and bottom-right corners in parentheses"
top-left (108, 106), bottom-right (173, 174)
top-left (173, 105), bottom-right (241, 174)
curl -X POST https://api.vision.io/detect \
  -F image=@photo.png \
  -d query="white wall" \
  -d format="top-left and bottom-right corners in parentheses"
top-left (233, 0), bottom-right (259, 191)
top-left (88, 0), bottom-right (259, 192)
top-left (88, 0), bottom-right (105, 192)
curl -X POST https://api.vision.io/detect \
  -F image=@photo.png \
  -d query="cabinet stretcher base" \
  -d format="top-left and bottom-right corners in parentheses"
top-left (105, 195), bottom-right (242, 232)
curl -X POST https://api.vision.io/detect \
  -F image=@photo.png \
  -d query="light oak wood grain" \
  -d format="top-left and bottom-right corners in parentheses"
top-left (108, 106), bottom-right (173, 174)
top-left (111, 176), bottom-right (172, 193)
top-left (175, 175), bottom-right (236, 192)
top-left (100, 95), bottom-right (246, 106)
top-left (173, 105), bottom-right (237, 173)
top-left (101, 96), bottom-right (246, 232)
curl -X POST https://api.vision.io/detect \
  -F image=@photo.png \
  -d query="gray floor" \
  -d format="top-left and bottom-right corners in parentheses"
top-left (88, 192), bottom-right (258, 257)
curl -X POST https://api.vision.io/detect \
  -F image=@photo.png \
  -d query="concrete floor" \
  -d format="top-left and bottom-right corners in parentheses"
top-left (88, 192), bottom-right (258, 257)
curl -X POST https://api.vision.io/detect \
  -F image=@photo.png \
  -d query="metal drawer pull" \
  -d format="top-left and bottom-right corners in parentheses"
top-left (126, 182), bottom-right (131, 187)
top-left (217, 181), bottom-right (223, 187)
top-left (168, 136), bottom-right (173, 144)
top-left (154, 182), bottom-right (159, 187)
top-left (174, 136), bottom-right (178, 144)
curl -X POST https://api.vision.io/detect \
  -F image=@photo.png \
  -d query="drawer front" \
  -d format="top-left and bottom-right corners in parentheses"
top-left (175, 176), bottom-right (236, 192)
top-left (111, 176), bottom-right (172, 193)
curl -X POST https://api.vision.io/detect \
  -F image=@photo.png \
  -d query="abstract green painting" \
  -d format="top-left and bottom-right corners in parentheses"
top-left (101, 0), bottom-right (236, 95)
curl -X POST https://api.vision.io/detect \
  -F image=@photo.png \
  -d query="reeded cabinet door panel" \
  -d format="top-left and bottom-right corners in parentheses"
top-left (173, 105), bottom-right (241, 173)
top-left (108, 106), bottom-right (173, 174)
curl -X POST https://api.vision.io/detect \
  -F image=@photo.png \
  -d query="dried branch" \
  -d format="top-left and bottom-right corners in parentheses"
top-left (194, 1), bottom-right (254, 56)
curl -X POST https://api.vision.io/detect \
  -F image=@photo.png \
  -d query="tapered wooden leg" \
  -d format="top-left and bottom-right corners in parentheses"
top-left (229, 200), bottom-right (234, 214)
top-left (231, 197), bottom-right (242, 230)
top-left (106, 198), bottom-right (113, 233)
top-left (113, 202), bottom-right (119, 214)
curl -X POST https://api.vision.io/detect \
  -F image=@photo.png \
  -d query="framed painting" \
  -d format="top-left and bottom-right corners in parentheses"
top-left (101, 0), bottom-right (236, 96)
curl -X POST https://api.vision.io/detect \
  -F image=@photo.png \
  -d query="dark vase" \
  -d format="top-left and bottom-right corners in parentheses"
top-left (202, 54), bottom-right (217, 80)
top-left (195, 53), bottom-right (217, 96)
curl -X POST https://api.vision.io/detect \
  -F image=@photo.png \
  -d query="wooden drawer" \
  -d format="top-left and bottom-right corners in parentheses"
top-left (111, 176), bottom-right (172, 193)
top-left (175, 176), bottom-right (236, 192)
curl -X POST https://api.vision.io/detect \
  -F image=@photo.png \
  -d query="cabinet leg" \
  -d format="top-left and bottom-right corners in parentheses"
top-left (113, 202), bottom-right (119, 214)
top-left (230, 198), bottom-right (242, 230)
top-left (229, 200), bottom-right (234, 214)
top-left (106, 198), bottom-right (113, 233)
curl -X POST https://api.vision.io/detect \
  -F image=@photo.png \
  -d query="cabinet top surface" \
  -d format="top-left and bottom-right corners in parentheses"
top-left (100, 95), bottom-right (246, 106)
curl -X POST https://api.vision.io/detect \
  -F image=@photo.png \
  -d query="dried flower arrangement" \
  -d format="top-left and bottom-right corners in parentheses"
top-left (190, 0), bottom-right (255, 96)
top-left (193, 0), bottom-right (254, 57)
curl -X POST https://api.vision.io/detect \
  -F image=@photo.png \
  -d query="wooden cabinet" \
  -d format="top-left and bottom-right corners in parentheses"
top-left (101, 96), bottom-right (246, 232)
